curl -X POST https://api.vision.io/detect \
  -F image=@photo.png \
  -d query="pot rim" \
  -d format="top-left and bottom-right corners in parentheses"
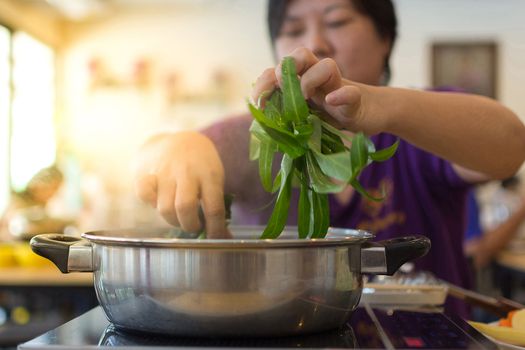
top-left (81, 225), bottom-right (375, 249)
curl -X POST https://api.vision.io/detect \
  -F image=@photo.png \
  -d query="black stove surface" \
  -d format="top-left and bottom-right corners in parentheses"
top-left (18, 306), bottom-right (497, 349)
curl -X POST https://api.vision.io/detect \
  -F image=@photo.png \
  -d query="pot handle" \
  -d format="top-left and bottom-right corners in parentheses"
top-left (361, 235), bottom-right (430, 275)
top-left (30, 234), bottom-right (93, 273)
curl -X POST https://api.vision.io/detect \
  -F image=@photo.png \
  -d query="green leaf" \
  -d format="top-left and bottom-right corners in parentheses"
top-left (291, 167), bottom-right (303, 188)
top-left (312, 150), bottom-right (352, 182)
top-left (249, 103), bottom-right (305, 158)
top-left (298, 178), bottom-right (311, 239)
top-left (271, 170), bottom-right (282, 193)
top-left (249, 121), bottom-right (273, 144)
top-left (350, 132), bottom-right (368, 181)
top-left (309, 191), bottom-right (330, 238)
top-left (318, 193), bottom-right (330, 238)
top-left (260, 155), bottom-right (294, 239)
top-left (260, 174), bottom-right (292, 239)
top-left (259, 140), bottom-right (277, 192)
top-left (364, 137), bottom-right (375, 152)
top-left (281, 57), bottom-right (309, 123)
top-left (306, 151), bottom-right (346, 193)
top-left (349, 178), bottom-right (384, 202)
top-left (280, 154), bottom-right (294, 188)
top-left (249, 134), bottom-right (261, 161)
top-left (264, 91), bottom-right (283, 122)
top-left (369, 139), bottom-right (400, 162)
top-left (306, 115), bottom-right (322, 152)
top-left (364, 138), bottom-right (375, 166)
top-left (319, 118), bottom-right (353, 143)
top-left (293, 122), bottom-right (314, 145)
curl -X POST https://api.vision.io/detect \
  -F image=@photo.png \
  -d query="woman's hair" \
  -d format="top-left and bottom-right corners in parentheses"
top-left (267, 0), bottom-right (398, 82)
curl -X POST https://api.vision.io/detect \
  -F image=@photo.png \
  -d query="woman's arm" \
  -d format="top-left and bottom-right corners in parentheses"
top-left (368, 86), bottom-right (525, 181)
top-left (253, 48), bottom-right (525, 182)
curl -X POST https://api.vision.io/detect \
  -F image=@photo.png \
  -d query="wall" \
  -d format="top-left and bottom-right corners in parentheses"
top-left (61, 0), bottom-right (271, 154)
top-left (392, 0), bottom-right (525, 122)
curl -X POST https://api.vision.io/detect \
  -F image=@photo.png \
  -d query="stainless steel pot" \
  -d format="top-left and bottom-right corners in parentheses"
top-left (30, 226), bottom-right (430, 337)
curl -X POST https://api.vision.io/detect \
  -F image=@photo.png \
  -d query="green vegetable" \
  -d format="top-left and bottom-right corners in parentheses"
top-left (249, 57), bottom-right (399, 239)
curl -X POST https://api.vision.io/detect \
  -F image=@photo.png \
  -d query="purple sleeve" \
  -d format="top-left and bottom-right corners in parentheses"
top-left (374, 133), bottom-right (470, 190)
top-left (427, 156), bottom-right (470, 188)
top-left (200, 115), bottom-right (267, 203)
top-left (200, 115), bottom-right (278, 225)
top-left (417, 147), bottom-right (470, 189)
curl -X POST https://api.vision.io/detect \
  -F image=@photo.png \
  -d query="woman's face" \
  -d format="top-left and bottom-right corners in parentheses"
top-left (274, 0), bottom-right (391, 85)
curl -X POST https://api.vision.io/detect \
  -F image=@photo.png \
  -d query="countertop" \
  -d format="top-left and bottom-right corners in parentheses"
top-left (496, 249), bottom-right (525, 272)
top-left (0, 267), bottom-right (92, 286)
top-left (17, 305), bottom-right (498, 349)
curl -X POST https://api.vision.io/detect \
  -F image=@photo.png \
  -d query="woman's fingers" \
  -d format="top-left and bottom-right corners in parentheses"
top-left (253, 48), bottom-right (341, 109)
top-left (300, 58), bottom-right (342, 100)
top-left (325, 85), bottom-right (362, 106)
top-left (139, 172), bottom-right (227, 236)
top-left (252, 48), bottom-right (325, 107)
top-left (156, 176), bottom-right (179, 227)
top-left (251, 67), bottom-right (278, 107)
top-left (325, 85), bottom-right (363, 128)
top-left (284, 50), bottom-right (362, 131)
top-left (135, 174), bottom-right (158, 208)
top-left (200, 182), bottom-right (228, 238)
top-left (175, 177), bottom-right (201, 234)
top-left (279, 47), bottom-right (319, 78)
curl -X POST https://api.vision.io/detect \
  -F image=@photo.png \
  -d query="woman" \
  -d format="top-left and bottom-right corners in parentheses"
top-left (134, 0), bottom-right (525, 317)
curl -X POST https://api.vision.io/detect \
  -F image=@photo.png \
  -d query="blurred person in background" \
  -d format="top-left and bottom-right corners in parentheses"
top-left (463, 176), bottom-right (525, 322)
top-left (134, 0), bottom-right (525, 318)
top-left (0, 166), bottom-right (73, 240)
top-left (466, 176), bottom-right (525, 269)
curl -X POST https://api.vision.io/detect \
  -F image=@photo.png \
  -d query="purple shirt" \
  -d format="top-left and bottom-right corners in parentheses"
top-left (204, 115), bottom-right (472, 317)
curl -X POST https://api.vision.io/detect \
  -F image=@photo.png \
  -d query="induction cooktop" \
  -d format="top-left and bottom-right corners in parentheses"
top-left (18, 305), bottom-right (497, 349)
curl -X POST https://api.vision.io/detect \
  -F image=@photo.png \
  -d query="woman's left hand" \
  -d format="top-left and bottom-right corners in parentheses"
top-left (252, 47), bottom-right (387, 135)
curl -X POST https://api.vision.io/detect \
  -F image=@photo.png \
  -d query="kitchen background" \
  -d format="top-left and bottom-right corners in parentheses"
top-left (0, 0), bottom-right (525, 346)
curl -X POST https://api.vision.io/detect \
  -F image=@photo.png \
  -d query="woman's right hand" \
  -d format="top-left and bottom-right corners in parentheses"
top-left (134, 131), bottom-right (230, 238)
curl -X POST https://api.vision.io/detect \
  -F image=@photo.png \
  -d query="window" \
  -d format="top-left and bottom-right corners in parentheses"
top-left (0, 26), bottom-right (56, 214)
top-left (0, 25), bottom-right (10, 214)
top-left (11, 32), bottom-right (56, 191)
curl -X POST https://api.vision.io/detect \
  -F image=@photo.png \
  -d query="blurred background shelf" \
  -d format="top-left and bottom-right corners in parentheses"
top-left (0, 271), bottom-right (97, 348)
top-left (0, 248), bottom-right (96, 347)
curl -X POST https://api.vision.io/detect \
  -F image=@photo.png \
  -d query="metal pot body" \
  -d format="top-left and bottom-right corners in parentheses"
top-left (94, 242), bottom-right (362, 336)
top-left (30, 225), bottom-right (430, 337)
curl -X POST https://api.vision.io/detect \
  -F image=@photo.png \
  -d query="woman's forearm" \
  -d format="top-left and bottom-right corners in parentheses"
top-left (376, 87), bottom-right (525, 179)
